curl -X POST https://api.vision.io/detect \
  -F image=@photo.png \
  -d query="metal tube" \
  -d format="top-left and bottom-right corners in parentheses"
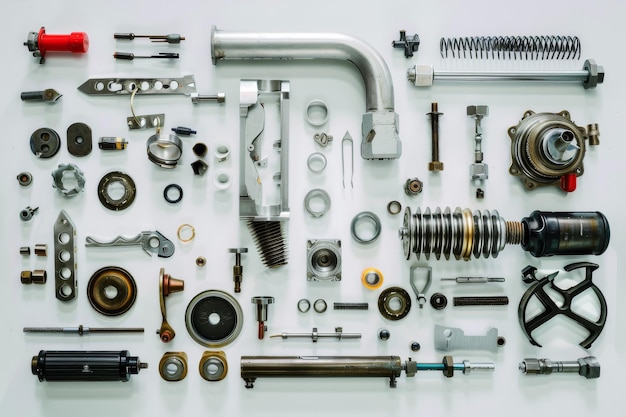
top-left (435, 69), bottom-right (588, 82)
top-left (212, 26), bottom-right (401, 159)
top-left (211, 27), bottom-right (393, 112)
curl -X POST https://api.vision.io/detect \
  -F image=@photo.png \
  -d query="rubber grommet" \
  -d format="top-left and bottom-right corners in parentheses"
top-left (430, 293), bottom-right (448, 310)
top-left (164, 184), bottom-right (183, 204)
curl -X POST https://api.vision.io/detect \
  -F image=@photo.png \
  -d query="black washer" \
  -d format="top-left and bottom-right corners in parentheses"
top-left (67, 122), bottom-right (93, 156)
top-left (430, 293), bottom-right (448, 310)
top-left (164, 184), bottom-right (183, 204)
top-left (30, 128), bottom-right (61, 158)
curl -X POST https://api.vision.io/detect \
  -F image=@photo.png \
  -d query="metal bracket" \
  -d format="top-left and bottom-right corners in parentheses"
top-left (78, 75), bottom-right (197, 96)
top-left (409, 265), bottom-right (432, 308)
top-left (54, 210), bottom-right (77, 302)
top-left (434, 324), bottom-right (505, 352)
top-left (127, 114), bottom-right (165, 130)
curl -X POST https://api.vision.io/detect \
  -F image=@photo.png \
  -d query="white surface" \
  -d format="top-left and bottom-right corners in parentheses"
top-left (1, 0), bottom-right (624, 416)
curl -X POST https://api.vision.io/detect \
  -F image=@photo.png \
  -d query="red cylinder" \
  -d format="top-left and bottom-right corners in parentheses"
top-left (38, 27), bottom-right (89, 56)
top-left (560, 172), bottom-right (577, 192)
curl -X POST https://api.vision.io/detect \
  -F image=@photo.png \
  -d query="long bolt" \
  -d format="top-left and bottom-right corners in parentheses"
top-left (229, 248), bottom-right (248, 293)
top-left (24, 325), bottom-right (144, 335)
top-left (453, 296), bottom-right (509, 306)
top-left (427, 103), bottom-right (443, 171)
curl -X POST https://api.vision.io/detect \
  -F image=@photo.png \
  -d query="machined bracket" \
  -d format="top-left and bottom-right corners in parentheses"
top-left (78, 75), bottom-right (197, 96)
top-left (54, 210), bottom-right (77, 302)
top-left (307, 239), bottom-right (342, 282)
top-left (434, 324), bottom-right (505, 352)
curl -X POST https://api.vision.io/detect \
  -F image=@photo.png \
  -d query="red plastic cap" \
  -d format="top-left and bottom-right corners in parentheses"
top-left (560, 173), bottom-right (577, 192)
top-left (68, 32), bottom-right (89, 53)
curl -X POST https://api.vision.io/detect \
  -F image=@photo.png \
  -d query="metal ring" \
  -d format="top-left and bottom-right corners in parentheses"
top-left (98, 171), bottom-right (136, 211)
top-left (430, 293), bottom-right (448, 310)
top-left (17, 172), bottom-right (33, 186)
top-left (351, 211), bottom-right (381, 244)
top-left (87, 266), bottom-right (137, 316)
top-left (146, 132), bottom-right (183, 168)
top-left (199, 351), bottom-right (228, 381)
top-left (305, 99), bottom-right (329, 126)
top-left (164, 184), bottom-right (183, 204)
top-left (297, 298), bottom-right (311, 313)
top-left (361, 267), bottom-right (384, 290)
top-left (159, 352), bottom-right (188, 382)
top-left (378, 287), bottom-right (411, 320)
top-left (192, 142), bottom-right (208, 157)
top-left (387, 201), bottom-right (402, 215)
top-left (304, 188), bottom-right (331, 218)
top-left (177, 224), bottom-right (195, 243)
top-left (185, 290), bottom-right (244, 347)
top-left (307, 152), bottom-right (327, 173)
top-left (313, 299), bottom-right (327, 313)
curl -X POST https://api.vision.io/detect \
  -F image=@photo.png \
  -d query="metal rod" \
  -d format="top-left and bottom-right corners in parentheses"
top-left (441, 277), bottom-right (505, 283)
top-left (24, 325), bottom-right (144, 335)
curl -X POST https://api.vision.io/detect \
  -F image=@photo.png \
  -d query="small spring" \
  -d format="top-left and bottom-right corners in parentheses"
top-left (440, 36), bottom-right (581, 60)
top-left (247, 220), bottom-right (288, 268)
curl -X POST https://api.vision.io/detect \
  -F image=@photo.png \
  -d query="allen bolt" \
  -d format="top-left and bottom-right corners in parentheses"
top-left (427, 102), bottom-right (444, 171)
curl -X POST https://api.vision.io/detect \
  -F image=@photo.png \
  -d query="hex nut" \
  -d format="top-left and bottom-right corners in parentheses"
top-left (196, 257), bottom-right (207, 267)
top-left (467, 105), bottom-right (489, 118)
top-left (404, 178), bottom-right (423, 196)
top-left (442, 355), bottom-right (454, 377)
top-left (428, 161), bottom-right (444, 171)
top-left (578, 356), bottom-right (601, 379)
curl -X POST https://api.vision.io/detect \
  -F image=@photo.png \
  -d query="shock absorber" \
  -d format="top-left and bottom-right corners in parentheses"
top-left (24, 27), bottom-right (89, 64)
top-left (398, 207), bottom-right (610, 260)
top-left (31, 350), bottom-right (147, 382)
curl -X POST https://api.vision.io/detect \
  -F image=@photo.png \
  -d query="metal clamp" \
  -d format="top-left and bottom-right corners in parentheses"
top-left (409, 265), bottom-right (432, 308)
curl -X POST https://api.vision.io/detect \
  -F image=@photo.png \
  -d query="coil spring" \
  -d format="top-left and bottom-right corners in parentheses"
top-left (398, 207), bottom-right (524, 261)
top-left (247, 220), bottom-right (288, 268)
top-left (440, 36), bottom-right (581, 60)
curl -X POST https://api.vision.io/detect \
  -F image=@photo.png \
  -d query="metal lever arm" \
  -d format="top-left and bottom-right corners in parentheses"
top-left (85, 231), bottom-right (175, 258)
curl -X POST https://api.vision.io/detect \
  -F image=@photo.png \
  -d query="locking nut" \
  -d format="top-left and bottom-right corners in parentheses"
top-left (578, 356), bottom-right (601, 379)
top-left (404, 178), bottom-right (423, 196)
top-left (467, 105), bottom-right (489, 118)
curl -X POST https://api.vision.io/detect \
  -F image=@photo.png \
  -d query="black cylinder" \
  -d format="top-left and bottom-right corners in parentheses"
top-left (521, 211), bottom-right (610, 257)
top-left (31, 350), bottom-right (145, 382)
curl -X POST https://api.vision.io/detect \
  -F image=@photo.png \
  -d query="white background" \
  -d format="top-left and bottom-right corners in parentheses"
top-left (1, 0), bottom-right (624, 416)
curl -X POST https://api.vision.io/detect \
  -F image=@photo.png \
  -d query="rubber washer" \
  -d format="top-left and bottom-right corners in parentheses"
top-left (430, 293), bottom-right (448, 310)
top-left (164, 184), bottom-right (183, 204)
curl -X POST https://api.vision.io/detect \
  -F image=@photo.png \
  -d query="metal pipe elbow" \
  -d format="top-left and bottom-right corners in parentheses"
top-left (211, 26), bottom-right (401, 159)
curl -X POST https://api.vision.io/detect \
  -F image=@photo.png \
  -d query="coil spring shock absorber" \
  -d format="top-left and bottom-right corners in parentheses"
top-left (398, 207), bottom-right (610, 261)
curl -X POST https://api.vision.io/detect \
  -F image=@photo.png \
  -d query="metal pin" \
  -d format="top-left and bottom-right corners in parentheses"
top-left (24, 325), bottom-right (145, 335)
top-left (342, 131), bottom-right (354, 188)
top-left (441, 277), bottom-right (505, 283)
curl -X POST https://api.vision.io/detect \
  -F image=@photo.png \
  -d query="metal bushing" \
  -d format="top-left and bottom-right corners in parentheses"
top-left (21, 271), bottom-right (32, 284)
top-left (32, 270), bottom-right (47, 284)
top-left (87, 267), bottom-right (137, 316)
top-left (159, 352), bottom-right (188, 382)
top-left (351, 211), bottom-right (381, 244)
top-left (17, 172), bottom-right (33, 186)
top-left (199, 351), bottom-right (228, 381)
top-left (185, 290), bottom-right (243, 347)
top-left (377, 287), bottom-right (411, 320)
top-left (304, 189), bottom-right (331, 218)
top-left (146, 132), bottom-right (183, 168)
top-left (97, 171), bottom-right (136, 211)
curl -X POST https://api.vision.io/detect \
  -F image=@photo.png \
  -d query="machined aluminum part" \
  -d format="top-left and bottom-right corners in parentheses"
top-left (434, 325), bottom-right (505, 353)
top-left (54, 210), bottom-right (77, 301)
top-left (508, 110), bottom-right (589, 190)
top-left (212, 27), bottom-right (401, 159)
top-left (77, 75), bottom-right (197, 96)
top-left (306, 239), bottom-right (341, 282)
top-left (51, 163), bottom-right (86, 197)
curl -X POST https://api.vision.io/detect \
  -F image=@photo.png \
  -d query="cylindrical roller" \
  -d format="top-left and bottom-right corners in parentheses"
top-left (31, 350), bottom-right (146, 382)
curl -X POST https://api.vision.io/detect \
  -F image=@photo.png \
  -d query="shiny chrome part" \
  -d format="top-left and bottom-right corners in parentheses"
top-left (304, 189), bottom-right (331, 218)
top-left (85, 230), bottom-right (175, 258)
top-left (211, 26), bottom-right (401, 159)
top-left (51, 163), bottom-right (86, 197)
top-left (440, 35), bottom-right (582, 60)
top-left (54, 210), bottom-right (77, 301)
top-left (146, 132), bottom-right (182, 168)
top-left (351, 211), bottom-right (381, 244)
top-left (191, 92), bottom-right (226, 104)
top-left (270, 327), bottom-right (361, 341)
top-left (307, 239), bottom-right (341, 282)
top-left (408, 59), bottom-right (604, 89)
top-left (240, 80), bottom-right (290, 267)
top-left (519, 356), bottom-right (600, 379)
top-left (78, 75), bottom-right (197, 96)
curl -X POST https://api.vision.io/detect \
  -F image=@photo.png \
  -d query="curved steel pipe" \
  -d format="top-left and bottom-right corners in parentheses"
top-left (211, 26), bottom-right (401, 159)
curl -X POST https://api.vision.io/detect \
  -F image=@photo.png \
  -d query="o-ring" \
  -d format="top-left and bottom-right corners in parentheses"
top-left (297, 299), bottom-right (311, 313)
top-left (387, 201), bottom-right (402, 215)
top-left (378, 287), bottom-right (412, 320)
top-left (164, 184), bottom-right (183, 204)
top-left (304, 188), bottom-right (331, 218)
top-left (430, 293), bottom-right (448, 310)
top-left (351, 211), bottom-right (382, 244)
top-left (177, 224), bottom-right (196, 243)
top-left (87, 266), bottom-right (137, 316)
top-left (98, 171), bottom-right (136, 211)
top-left (305, 99), bottom-right (329, 126)
top-left (307, 152), bottom-right (327, 173)
top-left (313, 299), bottom-right (327, 313)
top-left (361, 267), bottom-right (384, 290)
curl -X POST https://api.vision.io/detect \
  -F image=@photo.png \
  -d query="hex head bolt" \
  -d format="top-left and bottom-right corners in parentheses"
top-left (519, 356), bottom-right (600, 379)
top-left (251, 296), bottom-right (274, 339)
top-left (229, 248), bottom-right (248, 293)
top-left (427, 103), bottom-right (444, 171)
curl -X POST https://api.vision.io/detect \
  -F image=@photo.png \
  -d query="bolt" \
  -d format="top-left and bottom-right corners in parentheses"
top-left (251, 296), bottom-right (274, 339)
top-left (229, 248), bottom-right (248, 293)
top-left (453, 296), bottom-right (509, 306)
top-left (427, 103), bottom-right (444, 171)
